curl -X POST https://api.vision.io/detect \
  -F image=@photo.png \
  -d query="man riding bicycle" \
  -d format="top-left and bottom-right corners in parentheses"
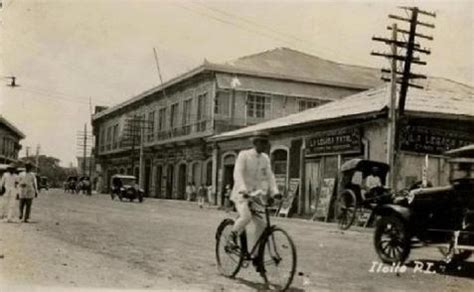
top-left (229, 131), bottom-right (280, 271)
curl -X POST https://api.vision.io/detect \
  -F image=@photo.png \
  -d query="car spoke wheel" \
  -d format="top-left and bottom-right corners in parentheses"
top-left (336, 190), bottom-right (357, 230)
top-left (215, 219), bottom-right (243, 278)
top-left (259, 228), bottom-right (297, 291)
top-left (374, 216), bottom-right (410, 264)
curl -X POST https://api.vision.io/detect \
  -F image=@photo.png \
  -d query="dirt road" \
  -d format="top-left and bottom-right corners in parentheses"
top-left (1, 189), bottom-right (473, 291)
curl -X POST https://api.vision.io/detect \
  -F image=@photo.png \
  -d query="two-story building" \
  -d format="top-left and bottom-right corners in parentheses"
top-left (0, 115), bottom-right (25, 164)
top-left (92, 47), bottom-right (382, 200)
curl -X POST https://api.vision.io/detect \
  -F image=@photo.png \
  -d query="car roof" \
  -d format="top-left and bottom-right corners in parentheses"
top-left (112, 174), bottom-right (136, 179)
top-left (340, 158), bottom-right (390, 173)
top-left (445, 144), bottom-right (474, 158)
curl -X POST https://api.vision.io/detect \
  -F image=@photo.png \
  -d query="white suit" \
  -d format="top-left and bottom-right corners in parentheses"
top-left (0, 172), bottom-right (19, 221)
top-left (231, 148), bottom-right (278, 254)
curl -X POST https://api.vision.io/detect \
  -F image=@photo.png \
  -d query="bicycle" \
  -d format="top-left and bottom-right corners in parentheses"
top-left (215, 190), bottom-right (297, 291)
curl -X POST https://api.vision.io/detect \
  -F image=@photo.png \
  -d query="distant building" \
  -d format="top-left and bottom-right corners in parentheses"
top-left (0, 115), bottom-right (25, 164)
top-left (92, 47), bottom-right (382, 200)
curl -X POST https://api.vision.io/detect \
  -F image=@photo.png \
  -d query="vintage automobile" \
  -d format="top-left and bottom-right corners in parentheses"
top-left (335, 159), bottom-right (394, 230)
top-left (110, 174), bottom-right (144, 203)
top-left (37, 176), bottom-right (49, 192)
top-left (373, 144), bottom-right (474, 264)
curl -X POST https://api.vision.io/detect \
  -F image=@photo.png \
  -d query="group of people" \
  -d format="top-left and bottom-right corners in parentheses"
top-left (185, 183), bottom-right (213, 208)
top-left (0, 162), bottom-right (39, 223)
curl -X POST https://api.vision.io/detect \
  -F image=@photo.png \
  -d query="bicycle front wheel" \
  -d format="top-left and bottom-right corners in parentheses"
top-left (215, 218), bottom-right (244, 278)
top-left (259, 227), bottom-right (297, 291)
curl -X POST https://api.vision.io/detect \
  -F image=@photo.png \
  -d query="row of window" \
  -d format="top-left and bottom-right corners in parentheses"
top-left (98, 91), bottom-right (327, 152)
top-left (0, 137), bottom-right (18, 158)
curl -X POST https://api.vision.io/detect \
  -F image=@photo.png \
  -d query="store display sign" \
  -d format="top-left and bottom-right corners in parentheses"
top-left (400, 125), bottom-right (474, 155)
top-left (306, 127), bottom-right (361, 156)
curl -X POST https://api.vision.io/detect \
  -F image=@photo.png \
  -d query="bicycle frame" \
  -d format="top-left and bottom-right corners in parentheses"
top-left (240, 198), bottom-right (275, 259)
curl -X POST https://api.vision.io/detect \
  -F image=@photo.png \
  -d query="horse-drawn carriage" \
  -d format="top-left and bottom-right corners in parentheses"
top-left (335, 159), bottom-right (395, 230)
top-left (64, 176), bottom-right (78, 193)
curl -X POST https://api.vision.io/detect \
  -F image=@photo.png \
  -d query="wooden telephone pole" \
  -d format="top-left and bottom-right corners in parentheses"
top-left (371, 6), bottom-right (435, 189)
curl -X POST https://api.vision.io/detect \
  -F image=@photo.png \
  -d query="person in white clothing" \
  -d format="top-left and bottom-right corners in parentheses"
top-left (230, 131), bottom-right (279, 270)
top-left (18, 162), bottom-right (38, 223)
top-left (0, 163), bottom-right (19, 222)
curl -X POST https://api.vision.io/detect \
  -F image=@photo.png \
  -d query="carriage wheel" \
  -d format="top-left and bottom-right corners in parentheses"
top-left (336, 190), bottom-right (357, 230)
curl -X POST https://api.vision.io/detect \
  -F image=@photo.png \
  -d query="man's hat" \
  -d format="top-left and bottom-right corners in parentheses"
top-left (24, 161), bottom-right (33, 167)
top-left (250, 130), bottom-right (270, 143)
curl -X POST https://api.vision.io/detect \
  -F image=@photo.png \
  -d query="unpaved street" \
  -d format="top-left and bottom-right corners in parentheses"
top-left (1, 189), bottom-right (473, 291)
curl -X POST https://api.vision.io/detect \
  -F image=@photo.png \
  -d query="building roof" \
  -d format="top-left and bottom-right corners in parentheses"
top-left (0, 115), bottom-right (25, 139)
top-left (210, 77), bottom-right (474, 141)
top-left (93, 47), bottom-right (382, 121)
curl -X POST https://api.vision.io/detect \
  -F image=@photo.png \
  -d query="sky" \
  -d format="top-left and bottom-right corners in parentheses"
top-left (0, 0), bottom-right (472, 166)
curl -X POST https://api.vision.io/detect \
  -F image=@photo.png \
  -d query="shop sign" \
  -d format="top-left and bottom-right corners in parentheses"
top-left (400, 125), bottom-right (474, 155)
top-left (305, 127), bottom-right (362, 156)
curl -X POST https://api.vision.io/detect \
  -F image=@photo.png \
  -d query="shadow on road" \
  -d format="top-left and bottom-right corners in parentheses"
top-left (234, 277), bottom-right (305, 292)
top-left (406, 259), bottom-right (474, 279)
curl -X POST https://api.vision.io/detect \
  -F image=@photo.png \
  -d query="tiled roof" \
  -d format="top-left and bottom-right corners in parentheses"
top-left (0, 115), bottom-right (25, 139)
top-left (210, 77), bottom-right (474, 141)
top-left (93, 47), bottom-right (382, 121)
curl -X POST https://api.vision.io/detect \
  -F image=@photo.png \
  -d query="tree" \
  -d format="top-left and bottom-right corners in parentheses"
top-left (20, 155), bottom-right (78, 188)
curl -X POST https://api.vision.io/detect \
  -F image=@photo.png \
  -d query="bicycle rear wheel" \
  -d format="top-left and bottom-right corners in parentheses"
top-left (259, 227), bottom-right (297, 291)
top-left (215, 219), bottom-right (244, 278)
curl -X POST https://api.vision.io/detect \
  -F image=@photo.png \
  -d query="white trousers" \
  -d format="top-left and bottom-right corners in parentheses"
top-left (232, 199), bottom-right (266, 256)
top-left (1, 189), bottom-right (18, 220)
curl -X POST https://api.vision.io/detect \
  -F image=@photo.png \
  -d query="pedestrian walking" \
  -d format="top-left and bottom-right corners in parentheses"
top-left (186, 182), bottom-right (193, 201)
top-left (206, 184), bottom-right (213, 206)
top-left (223, 184), bottom-right (232, 212)
top-left (190, 182), bottom-right (197, 201)
top-left (17, 162), bottom-right (38, 223)
top-left (0, 163), bottom-right (19, 223)
top-left (197, 184), bottom-right (206, 208)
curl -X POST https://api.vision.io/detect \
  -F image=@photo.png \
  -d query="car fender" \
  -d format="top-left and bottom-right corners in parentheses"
top-left (373, 204), bottom-right (411, 223)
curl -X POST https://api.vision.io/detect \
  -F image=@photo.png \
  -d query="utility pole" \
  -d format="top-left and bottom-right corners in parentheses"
top-left (76, 124), bottom-right (93, 177)
top-left (371, 6), bottom-right (435, 189)
top-left (123, 115), bottom-right (152, 183)
top-left (26, 146), bottom-right (30, 158)
top-left (35, 144), bottom-right (40, 173)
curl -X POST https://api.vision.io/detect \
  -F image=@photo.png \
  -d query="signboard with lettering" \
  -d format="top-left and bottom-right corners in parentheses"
top-left (400, 125), bottom-right (474, 155)
top-left (277, 178), bottom-right (299, 217)
top-left (311, 178), bottom-right (336, 221)
top-left (305, 127), bottom-right (362, 156)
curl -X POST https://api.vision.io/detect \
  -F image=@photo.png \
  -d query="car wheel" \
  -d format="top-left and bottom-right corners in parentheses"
top-left (374, 215), bottom-right (410, 264)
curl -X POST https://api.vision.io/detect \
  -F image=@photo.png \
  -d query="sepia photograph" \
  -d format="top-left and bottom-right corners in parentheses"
top-left (0, 0), bottom-right (473, 291)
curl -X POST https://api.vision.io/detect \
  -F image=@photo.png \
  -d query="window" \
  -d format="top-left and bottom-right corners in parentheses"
top-left (182, 99), bottom-right (192, 125)
top-left (112, 124), bottom-right (118, 149)
top-left (298, 99), bottom-right (326, 112)
top-left (215, 91), bottom-right (230, 116)
top-left (158, 108), bottom-right (166, 132)
top-left (147, 111), bottom-right (155, 142)
top-left (182, 99), bottom-right (192, 135)
top-left (106, 127), bottom-right (112, 150)
top-left (197, 93), bottom-right (208, 121)
top-left (170, 103), bottom-right (179, 130)
top-left (247, 93), bottom-right (271, 118)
